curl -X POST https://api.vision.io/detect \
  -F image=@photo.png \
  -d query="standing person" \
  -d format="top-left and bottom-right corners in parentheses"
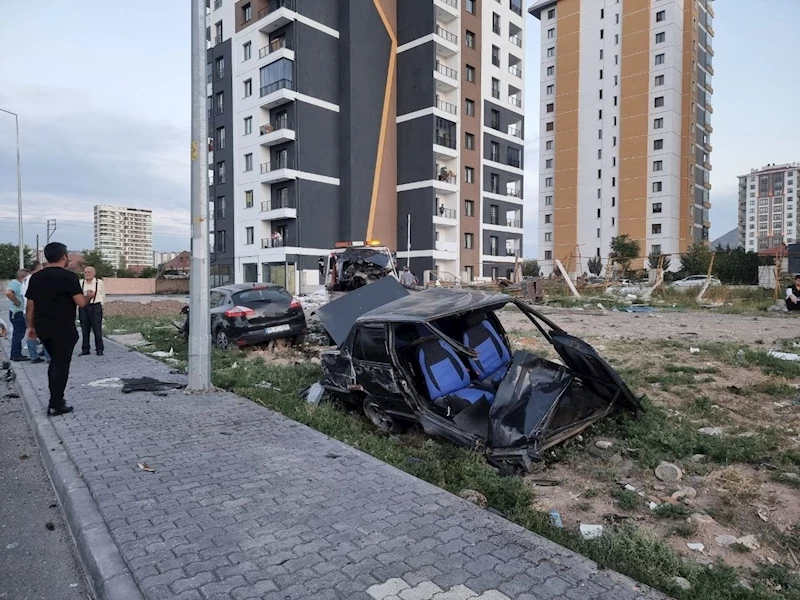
top-left (79, 266), bottom-right (106, 356)
top-left (399, 265), bottom-right (417, 288)
top-left (25, 243), bottom-right (95, 416)
top-left (21, 261), bottom-right (49, 363)
top-left (6, 269), bottom-right (30, 361)
top-left (786, 274), bottom-right (800, 312)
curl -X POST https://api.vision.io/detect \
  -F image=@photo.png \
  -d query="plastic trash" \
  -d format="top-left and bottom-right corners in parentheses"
top-left (767, 350), bottom-right (800, 361)
top-left (580, 524), bottom-right (603, 539)
top-left (306, 382), bottom-right (325, 405)
top-left (549, 508), bottom-right (563, 528)
top-left (689, 347), bottom-right (700, 354)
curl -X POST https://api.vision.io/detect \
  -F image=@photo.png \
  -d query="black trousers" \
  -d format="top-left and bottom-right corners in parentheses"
top-left (40, 329), bottom-right (79, 409)
top-left (787, 298), bottom-right (800, 311)
top-left (79, 303), bottom-right (104, 353)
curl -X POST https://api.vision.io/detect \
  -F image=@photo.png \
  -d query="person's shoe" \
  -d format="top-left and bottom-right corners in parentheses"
top-left (10, 356), bottom-right (29, 362)
top-left (47, 405), bottom-right (74, 416)
top-left (79, 351), bottom-right (90, 356)
top-left (96, 351), bottom-right (104, 356)
top-left (30, 358), bottom-right (44, 364)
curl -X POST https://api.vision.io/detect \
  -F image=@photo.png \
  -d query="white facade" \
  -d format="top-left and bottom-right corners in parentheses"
top-left (93, 206), bottom-right (154, 268)
top-left (739, 163), bottom-right (800, 253)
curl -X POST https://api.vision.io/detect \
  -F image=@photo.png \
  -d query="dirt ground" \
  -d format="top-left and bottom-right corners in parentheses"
top-left (104, 299), bottom-right (187, 318)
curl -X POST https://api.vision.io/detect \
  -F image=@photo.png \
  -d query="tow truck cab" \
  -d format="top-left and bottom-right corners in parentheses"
top-left (324, 241), bottom-right (398, 294)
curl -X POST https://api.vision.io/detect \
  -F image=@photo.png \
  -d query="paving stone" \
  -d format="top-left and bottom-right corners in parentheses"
top-left (431, 584), bottom-right (479, 600)
top-left (368, 578), bottom-right (411, 599)
top-left (398, 581), bottom-right (444, 600)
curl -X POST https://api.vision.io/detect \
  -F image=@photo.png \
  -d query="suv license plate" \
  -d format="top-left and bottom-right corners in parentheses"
top-left (265, 324), bottom-right (291, 335)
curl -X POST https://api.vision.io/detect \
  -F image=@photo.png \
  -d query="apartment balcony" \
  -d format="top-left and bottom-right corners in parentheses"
top-left (508, 65), bottom-right (522, 78)
top-left (703, 181), bottom-right (712, 190)
top-left (258, 37), bottom-right (294, 64)
top-left (706, 101), bottom-right (714, 113)
top-left (509, 34), bottom-right (522, 48)
top-left (704, 141), bottom-right (713, 152)
top-left (705, 82), bottom-right (714, 94)
top-left (261, 197), bottom-right (297, 220)
top-left (706, 2), bottom-right (715, 17)
top-left (434, 25), bottom-right (458, 57)
top-left (436, 98), bottom-right (458, 116)
top-left (706, 43), bottom-right (714, 56)
top-left (510, 0), bottom-right (523, 16)
top-left (705, 122), bottom-right (713, 134)
top-left (706, 63), bottom-right (714, 75)
top-left (434, 240), bottom-right (458, 256)
top-left (508, 95), bottom-right (522, 110)
top-left (704, 161), bottom-right (712, 171)
top-left (261, 237), bottom-right (287, 249)
top-left (707, 24), bottom-right (715, 37)
top-left (507, 188), bottom-right (523, 200)
top-left (434, 0), bottom-right (458, 22)
top-left (434, 62), bottom-right (458, 92)
top-left (433, 172), bottom-right (458, 194)
top-left (508, 125), bottom-right (524, 140)
top-left (434, 135), bottom-right (458, 159)
top-left (257, 0), bottom-right (296, 34)
top-left (259, 119), bottom-right (295, 146)
top-left (260, 158), bottom-right (296, 183)
top-left (433, 207), bottom-right (458, 228)
top-left (259, 78), bottom-right (295, 108)
top-left (505, 249), bottom-right (521, 257)
top-left (506, 218), bottom-right (522, 228)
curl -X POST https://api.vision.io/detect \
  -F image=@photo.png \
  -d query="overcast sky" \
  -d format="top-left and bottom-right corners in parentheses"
top-left (0, 1), bottom-right (798, 256)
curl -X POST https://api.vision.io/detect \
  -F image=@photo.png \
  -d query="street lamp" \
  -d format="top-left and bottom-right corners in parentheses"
top-left (0, 108), bottom-right (23, 269)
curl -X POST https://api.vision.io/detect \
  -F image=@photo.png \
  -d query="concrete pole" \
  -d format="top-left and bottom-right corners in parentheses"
top-left (187, 0), bottom-right (211, 390)
top-left (0, 109), bottom-right (23, 268)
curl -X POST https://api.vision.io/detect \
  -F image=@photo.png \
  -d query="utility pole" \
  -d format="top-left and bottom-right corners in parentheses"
top-left (187, 0), bottom-right (211, 391)
top-left (0, 108), bottom-right (23, 268)
top-left (35, 234), bottom-right (39, 263)
top-left (47, 219), bottom-right (57, 242)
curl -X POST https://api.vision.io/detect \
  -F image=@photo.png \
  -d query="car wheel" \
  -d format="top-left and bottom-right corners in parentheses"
top-left (362, 397), bottom-right (402, 434)
top-left (214, 328), bottom-right (230, 349)
top-left (291, 334), bottom-right (305, 346)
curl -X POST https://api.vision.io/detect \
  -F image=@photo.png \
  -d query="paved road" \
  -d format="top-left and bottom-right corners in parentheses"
top-left (106, 295), bottom-right (189, 304)
top-left (10, 342), bottom-right (666, 600)
top-left (0, 378), bottom-right (92, 600)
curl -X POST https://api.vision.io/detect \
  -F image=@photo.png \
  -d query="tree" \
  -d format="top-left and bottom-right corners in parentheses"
top-left (521, 260), bottom-right (540, 277)
top-left (587, 256), bottom-right (603, 276)
top-left (647, 251), bottom-right (671, 271)
top-left (80, 250), bottom-right (116, 278)
top-left (140, 266), bottom-right (159, 279)
top-left (0, 244), bottom-right (32, 279)
top-left (679, 243), bottom-right (713, 277)
top-left (609, 234), bottom-right (641, 277)
top-left (116, 268), bottom-right (136, 278)
top-left (712, 246), bottom-right (759, 285)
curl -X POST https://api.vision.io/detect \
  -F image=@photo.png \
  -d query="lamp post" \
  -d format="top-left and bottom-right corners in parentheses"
top-left (0, 108), bottom-right (23, 268)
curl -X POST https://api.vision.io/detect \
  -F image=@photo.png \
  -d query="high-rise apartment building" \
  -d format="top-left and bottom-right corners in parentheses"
top-left (738, 163), bottom-right (800, 253)
top-left (206, 0), bottom-right (525, 292)
top-left (93, 205), bottom-right (154, 268)
top-left (530, 0), bottom-right (714, 274)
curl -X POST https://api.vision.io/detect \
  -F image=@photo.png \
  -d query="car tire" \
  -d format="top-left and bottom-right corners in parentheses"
top-left (362, 397), bottom-right (406, 434)
top-left (291, 334), bottom-right (305, 346)
top-left (214, 328), bottom-right (230, 350)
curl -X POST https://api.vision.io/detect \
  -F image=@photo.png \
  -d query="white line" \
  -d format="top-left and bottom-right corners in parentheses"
top-left (295, 14), bottom-right (340, 39)
top-left (295, 93), bottom-right (340, 113)
top-left (397, 34), bottom-right (435, 54)
top-left (397, 107), bottom-right (435, 123)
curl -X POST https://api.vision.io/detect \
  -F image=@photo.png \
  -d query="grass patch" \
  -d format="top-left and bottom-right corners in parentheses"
top-left (653, 504), bottom-right (692, 520)
top-left (611, 488), bottom-right (643, 511)
top-left (110, 315), bottom-right (798, 600)
top-left (700, 343), bottom-right (800, 378)
top-left (751, 381), bottom-right (797, 397)
top-left (583, 488), bottom-right (599, 498)
top-left (671, 522), bottom-right (698, 538)
top-left (665, 364), bottom-right (721, 375)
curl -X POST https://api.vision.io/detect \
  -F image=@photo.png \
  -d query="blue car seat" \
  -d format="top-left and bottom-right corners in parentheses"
top-left (417, 339), bottom-right (494, 409)
top-left (462, 318), bottom-right (511, 383)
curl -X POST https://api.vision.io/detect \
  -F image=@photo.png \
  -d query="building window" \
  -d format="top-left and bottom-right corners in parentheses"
top-left (465, 199), bottom-right (474, 216)
top-left (547, 8), bottom-right (555, 19)
top-left (545, 140), bottom-right (553, 150)
top-left (244, 79), bottom-right (252, 97)
top-left (545, 195), bottom-right (553, 205)
top-left (244, 116), bottom-right (252, 135)
top-left (545, 250), bottom-right (553, 260)
top-left (216, 91), bottom-right (224, 114)
top-left (466, 65), bottom-right (476, 82)
top-left (489, 205), bottom-right (499, 225)
top-left (493, 13), bottom-right (501, 35)
top-left (545, 177), bottom-right (553, 187)
top-left (217, 161), bottom-right (226, 183)
top-left (244, 153), bottom-right (253, 172)
top-left (653, 160), bottom-right (663, 171)
top-left (216, 230), bottom-right (226, 253)
top-left (547, 46), bottom-right (555, 58)
top-left (655, 74), bottom-right (664, 86)
top-left (654, 117), bottom-right (663, 129)
top-left (546, 121), bottom-right (554, 132)
top-left (546, 103), bottom-right (554, 113)
top-left (465, 30), bottom-right (476, 48)
top-left (653, 202), bottom-right (662, 213)
top-left (245, 227), bottom-right (254, 245)
top-left (655, 32), bottom-right (665, 44)
top-left (599, 69), bottom-right (603, 79)
top-left (545, 159), bottom-right (553, 168)
top-left (656, 10), bottom-right (665, 22)
top-left (490, 141), bottom-right (500, 162)
top-left (244, 190), bottom-right (253, 208)
top-left (655, 53), bottom-right (665, 65)
top-left (652, 224), bottom-right (662, 234)
top-left (546, 84), bottom-right (554, 95)
top-left (466, 0), bottom-right (475, 14)
top-left (216, 196), bottom-right (226, 219)
top-left (544, 214), bottom-right (552, 224)
top-left (547, 28), bottom-right (555, 39)
top-left (465, 132), bottom-right (474, 150)
top-left (242, 2), bottom-right (251, 22)
top-left (465, 167), bottom-right (474, 183)
top-left (490, 173), bottom-right (500, 193)
top-left (544, 232), bottom-right (552, 242)
top-left (215, 56), bottom-right (225, 79)
top-left (465, 99), bottom-right (475, 116)
top-left (243, 41), bottom-right (252, 60)
top-left (490, 109), bottom-right (500, 129)
top-left (654, 139), bottom-right (663, 150)
top-left (654, 96), bottom-right (664, 108)
top-left (464, 233), bottom-right (474, 249)
top-left (492, 46), bottom-right (500, 67)
top-left (600, 28), bottom-right (604, 39)
top-left (216, 126), bottom-right (226, 150)
top-left (547, 65), bottom-right (554, 76)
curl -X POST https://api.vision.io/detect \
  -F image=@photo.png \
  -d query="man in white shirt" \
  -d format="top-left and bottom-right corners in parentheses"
top-left (79, 266), bottom-right (106, 356)
top-left (21, 261), bottom-right (48, 363)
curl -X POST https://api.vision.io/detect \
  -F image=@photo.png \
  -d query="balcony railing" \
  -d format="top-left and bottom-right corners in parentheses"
top-left (258, 0), bottom-right (294, 20)
top-left (509, 96), bottom-right (522, 108)
top-left (507, 219), bottom-right (521, 228)
top-left (207, 74), bottom-right (212, 83)
top-left (492, 24), bottom-right (501, 35)
top-left (436, 99), bottom-right (457, 114)
top-left (510, 0), bottom-right (522, 16)
top-left (507, 158), bottom-right (521, 168)
top-left (435, 62), bottom-right (458, 80)
top-left (261, 197), bottom-right (296, 211)
top-left (436, 172), bottom-right (458, 185)
top-left (491, 89), bottom-right (501, 99)
top-left (489, 152), bottom-right (500, 162)
top-left (215, 34), bottom-right (223, 44)
top-left (435, 25), bottom-right (458, 45)
top-left (214, 0), bottom-right (222, 8)
top-left (509, 34), bottom-right (522, 47)
top-left (260, 118), bottom-right (294, 135)
top-left (507, 188), bottom-right (523, 199)
top-left (435, 135), bottom-right (457, 149)
top-left (260, 78), bottom-right (295, 97)
top-left (506, 249), bottom-right (521, 257)
top-left (439, 0), bottom-right (458, 8)
top-left (262, 237), bottom-right (286, 249)
top-left (260, 157), bottom-right (294, 173)
top-left (259, 37), bottom-right (292, 58)
top-left (436, 207), bottom-right (457, 219)
top-left (508, 126), bottom-right (523, 139)
top-left (492, 57), bottom-right (500, 67)
top-left (508, 65), bottom-right (522, 78)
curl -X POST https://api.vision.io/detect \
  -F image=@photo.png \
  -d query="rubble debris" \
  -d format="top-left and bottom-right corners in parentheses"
top-left (549, 508), bottom-right (563, 528)
top-left (580, 524), bottom-right (603, 540)
top-left (255, 381), bottom-right (282, 391)
top-left (686, 542), bottom-right (705, 552)
top-left (736, 535), bottom-right (760, 551)
top-left (86, 377), bottom-right (123, 388)
top-left (690, 454), bottom-right (707, 464)
top-left (595, 440), bottom-right (614, 450)
top-left (107, 333), bottom-right (151, 347)
top-left (673, 577), bottom-right (692, 591)
top-left (305, 382), bottom-right (325, 405)
top-left (150, 348), bottom-right (175, 358)
top-left (459, 489), bottom-right (488, 508)
top-left (767, 350), bottom-right (800, 361)
top-left (137, 462), bottom-right (156, 473)
top-left (121, 378), bottom-right (185, 394)
top-left (690, 347), bottom-right (700, 354)
top-left (698, 426), bottom-right (725, 436)
top-left (715, 535), bottom-right (738, 547)
top-left (655, 462), bottom-right (683, 482)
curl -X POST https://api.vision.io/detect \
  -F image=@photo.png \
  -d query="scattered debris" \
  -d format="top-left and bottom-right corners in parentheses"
top-left (683, 487), bottom-right (697, 500)
top-left (150, 348), bottom-right (175, 358)
top-left (648, 502), bottom-right (658, 510)
top-left (86, 377), bottom-right (123, 388)
top-left (624, 484), bottom-right (637, 492)
top-left (689, 513), bottom-right (715, 526)
top-left (5, 542), bottom-right (19, 550)
top-left (655, 462), bottom-right (683, 482)
top-left (715, 534), bottom-right (738, 547)
top-left (580, 524), bottom-right (603, 540)
top-left (673, 577), bottom-right (692, 591)
top-left (595, 440), bottom-right (614, 450)
top-left (757, 508), bottom-right (769, 522)
top-left (549, 508), bottom-right (563, 528)
top-left (324, 451), bottom-right (341, 459)
top-left (459, 489), bottom-right (488, 509)
top-left (305, 382), bottom-right (325, 405)
top-left (697, 426), bottom-right (725, 436)
top-left (45, 522), bottom-right (55, 531)
top-left (767, 350), bottom-right (800, 361)
top-left (121, 378), bottom-right (184, 394)
top-left (690, 347), bottom-right (700, 354)
top-left (736, 535), bottom-right (760, 551)
top-left (107, 332), bottom-right (151, 348)
top-left (255, 381), bottom-right (281, 391)
top-left (686, 542), bottom-right (705, 552)
top-left (736, 349), bottom-right (747, 365)
top-left (19, 454), bottom-right (28, 460)
top-left (690, 454), bottom-right (707, 463)
top-left (137, 462), bottom-right (156, 473)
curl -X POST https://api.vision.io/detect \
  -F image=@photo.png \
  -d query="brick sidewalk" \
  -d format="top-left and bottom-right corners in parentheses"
top-left (12, 340), bottom-right (667, 600)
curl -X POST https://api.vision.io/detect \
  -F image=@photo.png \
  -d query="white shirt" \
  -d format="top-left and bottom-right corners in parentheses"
top-left (81, 278), bottom-right (106, 305)
top-left (21, 273), bottom-right (31, 307)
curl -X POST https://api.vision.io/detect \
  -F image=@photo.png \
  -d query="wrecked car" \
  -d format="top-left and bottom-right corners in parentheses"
top-left (324, 242), bottom-right (398, 296)
top-left (316, 278), bottom-right (642, 472)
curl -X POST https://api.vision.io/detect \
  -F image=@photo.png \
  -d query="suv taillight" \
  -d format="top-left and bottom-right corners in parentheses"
top-left (224, 306), bottom-right (255, 318)
top-left (289, 298), bottom-right (301, 310)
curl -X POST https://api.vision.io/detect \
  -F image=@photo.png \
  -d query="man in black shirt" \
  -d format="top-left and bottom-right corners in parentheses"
top-left (25, 243), bottom-right (95, 415)
top-left (787, 275), bottom-right (800, 312)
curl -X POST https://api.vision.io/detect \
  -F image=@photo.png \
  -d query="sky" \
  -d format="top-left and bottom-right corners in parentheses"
top-left (0, 1), bottom-right (798, 257)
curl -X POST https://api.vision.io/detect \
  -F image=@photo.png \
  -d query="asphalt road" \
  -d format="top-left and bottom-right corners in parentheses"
top-left (0, 380), bottom-right (92, 600)
top-left (106, 294), bottom-right (189, 303)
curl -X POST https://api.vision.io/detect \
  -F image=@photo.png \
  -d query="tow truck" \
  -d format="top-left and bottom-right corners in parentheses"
top-left (323, 240), bottom-right (398, 301)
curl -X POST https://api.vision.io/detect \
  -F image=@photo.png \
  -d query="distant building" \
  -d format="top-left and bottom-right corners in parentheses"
top-left (738, 163), bottom-right (800, 253)
top-left (93, 205), bottom-right (154, 268)
top-left (163, 251), bottom-right (190, 274)
top-left (153, 251), bottom-right (182, 266)
top-left (709, 227), bottom-right (738, 249)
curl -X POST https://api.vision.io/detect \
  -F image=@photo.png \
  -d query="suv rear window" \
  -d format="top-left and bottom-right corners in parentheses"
top-left (233, 288), bottom-right (291, 305)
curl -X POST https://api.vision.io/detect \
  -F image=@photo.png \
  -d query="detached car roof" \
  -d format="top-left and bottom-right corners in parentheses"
top-left (358, 287), bottom-right (510, 323)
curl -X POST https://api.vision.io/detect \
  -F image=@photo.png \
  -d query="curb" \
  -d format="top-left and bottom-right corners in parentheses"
top-left (6, 346), bottom-right (146, 600)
